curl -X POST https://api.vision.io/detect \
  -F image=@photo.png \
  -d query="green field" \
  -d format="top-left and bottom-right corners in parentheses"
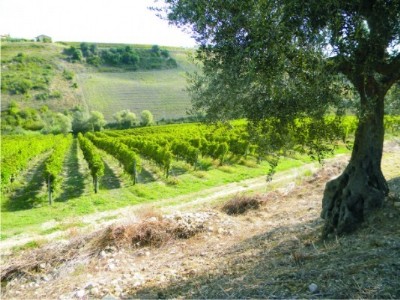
top-left (77, 69), bottom-right (191, 121)
top-left (77, 48), bottom-right (197, 121)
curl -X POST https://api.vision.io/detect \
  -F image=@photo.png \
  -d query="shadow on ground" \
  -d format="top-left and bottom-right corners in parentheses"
top-left (169, 166), bottom-right (189, 176)
top-left (100, 161), bottom-right (122, 190)
top-left (138, 167), bottom-right (157, 184)
top-left (129, 207), bottom-right (400, 299)
top-left (3, 159), bottom-right (47, 211)
top-left (388, 176), bottom-right (400, 196)
top-left (58, 139), bottom-right (85, 201)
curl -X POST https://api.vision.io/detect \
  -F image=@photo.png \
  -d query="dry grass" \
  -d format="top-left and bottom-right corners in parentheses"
top-left (128, 161), bottom-right (400, 299)
top-left (1, 213), bottom-right (206, 283)
top-left (221, 193), bottom-right (264, 215)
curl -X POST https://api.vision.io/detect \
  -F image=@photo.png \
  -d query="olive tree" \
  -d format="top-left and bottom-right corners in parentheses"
top-left (160, 0), bottom-right (400, 235)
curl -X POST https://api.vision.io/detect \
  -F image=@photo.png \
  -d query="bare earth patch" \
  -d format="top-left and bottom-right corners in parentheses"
top-left (1, 143), bottom-right (399, 299)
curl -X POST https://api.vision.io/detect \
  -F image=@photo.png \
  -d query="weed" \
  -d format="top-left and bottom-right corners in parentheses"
top-left (193, 171), bottom-right (208, 179)
top-left (12, 239), bottom-right (46, 252)
top-left (40, 226), bottom-right (61, 235)
top-left (166, 177), bottom-right (180, 186)
top-left (218, 166), bottom-right (235, 173)
top-left (137, 207), bottom-right (163, 221)
top-left (72, 264), bottom-right (86, 276)
top-left (239, 159), bottom-right (258, 168)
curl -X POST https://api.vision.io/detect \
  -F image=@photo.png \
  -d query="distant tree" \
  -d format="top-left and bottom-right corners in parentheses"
top-left (41, 111), bottom-right (72, 134)
top-left (42, 36), bottom-right (52, 43)
top-left (87, 55), bottom-right (102, 66)
top-left (89, 44), bottom-right (98, 55)
top-left (140, 110), bottom-right (154, 126)
top-left (80, 42), bottom-right (90, 57)
top-left (151, 45), bottom-right (160, 55)
top-left (71, 109), bottom-right (90, 134)
top-left (160, 49), bottom-right (170, 58)
top-left (88, 111), bottom-right (106, 131)
top-left (113, 109), bottom-right (137, 128)
top-left (121, 51), bottom-right (140, 66)
top-left (54, 113), bottom-right (72, 135)
top-left (66, 46), bottom-right (83, 62)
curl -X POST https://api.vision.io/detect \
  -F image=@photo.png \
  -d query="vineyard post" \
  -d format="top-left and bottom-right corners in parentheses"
top-left (94, 176), bottom-right (98, 193)
top-left (47, 177), bottom-right (53, 205)
top-left (133, 160), bottom-right (137, 185)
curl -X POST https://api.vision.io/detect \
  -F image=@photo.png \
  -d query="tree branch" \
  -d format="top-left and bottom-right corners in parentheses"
top-left (376, 53), bottom-right (400, 86)
top-left (328, 55), bottom-right (354, 78)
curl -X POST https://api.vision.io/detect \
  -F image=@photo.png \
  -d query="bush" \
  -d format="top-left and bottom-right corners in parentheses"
top-left (11, 79), bottom-right (33, 94)
top-left (63, 69), bottom-right (75, 80)
top-left (50, 91), bottom-right (62, 99)
top-left (35, 92), bottom-right (49, 100)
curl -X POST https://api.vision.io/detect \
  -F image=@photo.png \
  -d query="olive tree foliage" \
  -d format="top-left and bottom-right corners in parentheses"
top-left (159, 0), bottom-right (400, 235)
top-left (385, 83), bottom-right (400, 114)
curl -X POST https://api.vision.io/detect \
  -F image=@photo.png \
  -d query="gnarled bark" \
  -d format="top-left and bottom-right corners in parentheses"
top-left (321, 91), bottom-right (389, 236)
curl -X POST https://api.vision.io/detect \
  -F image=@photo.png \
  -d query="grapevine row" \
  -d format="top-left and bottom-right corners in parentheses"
top-left (1, 134), bottom-right (66, 189)
top-left (87, 134), bottom-right (140, 184)
top-left (78, 133), bottom-right (105, 193)
top-left (43, 134), bottom-right (73, 204)
top-left (119, 137), bottom-right (172, 177)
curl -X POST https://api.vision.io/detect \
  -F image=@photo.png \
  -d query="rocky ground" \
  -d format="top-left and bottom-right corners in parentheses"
top-left (1, 141), bottom-right (400, 299)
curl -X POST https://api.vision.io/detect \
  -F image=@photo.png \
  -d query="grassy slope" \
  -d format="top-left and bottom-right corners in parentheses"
top-left (1, 42), bottom-right (84, 113)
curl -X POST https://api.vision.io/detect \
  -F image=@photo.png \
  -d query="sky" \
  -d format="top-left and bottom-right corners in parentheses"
top-left (0, 0), bottom-right (196, 47)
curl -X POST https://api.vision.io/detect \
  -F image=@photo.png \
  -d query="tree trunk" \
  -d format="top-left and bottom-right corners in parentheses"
top-left (94, 176), bottom-right (98, 194)
top-left (133, 160), bottom-right (137, 185)
top-left (321, 92), bottom-right (389, 236)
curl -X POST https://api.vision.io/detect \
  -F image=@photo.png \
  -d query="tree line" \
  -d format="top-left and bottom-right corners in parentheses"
top-left (1, 102), bottom-right (155, 135)
top-left (64, 43), bottom-right (178, 70)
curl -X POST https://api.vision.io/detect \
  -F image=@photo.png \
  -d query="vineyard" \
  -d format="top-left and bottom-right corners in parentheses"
top-left (1, 116), bottom-right (399, 237)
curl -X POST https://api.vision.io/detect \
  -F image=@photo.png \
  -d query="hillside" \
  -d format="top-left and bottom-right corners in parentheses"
top-left (1, 141), bottom-right (399, 299)
top-left (1, 41), bottom-right (196, 124)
